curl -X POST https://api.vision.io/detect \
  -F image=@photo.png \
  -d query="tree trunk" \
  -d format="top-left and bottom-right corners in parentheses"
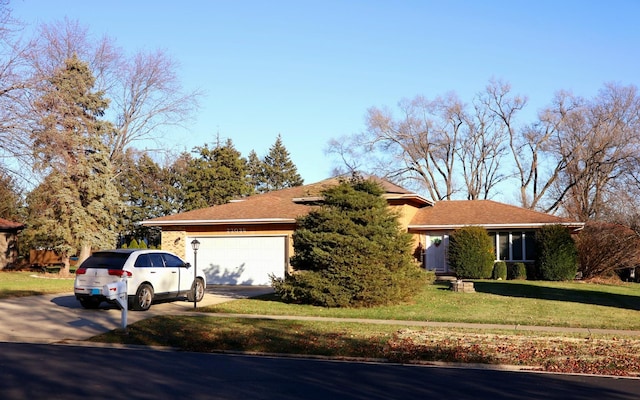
top-left (77, 244), bottom-right (92, 266)
top-left (60, 254), bottom-right (70, 276)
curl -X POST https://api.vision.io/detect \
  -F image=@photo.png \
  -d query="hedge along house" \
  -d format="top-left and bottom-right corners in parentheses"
top-left (0, 218), bottom-right (24, 269)
top-left (141, 178), bottom-right (584, 285)
top-left (409, 200), bottom-right (584, 273)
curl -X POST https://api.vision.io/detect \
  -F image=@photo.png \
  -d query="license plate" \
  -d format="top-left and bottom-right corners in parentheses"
top-left (90, 288), bottom-right (101, 295)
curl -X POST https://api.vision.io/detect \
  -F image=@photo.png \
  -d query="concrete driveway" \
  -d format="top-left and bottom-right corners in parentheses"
top-left (0, 285), bottom-right (273, 344)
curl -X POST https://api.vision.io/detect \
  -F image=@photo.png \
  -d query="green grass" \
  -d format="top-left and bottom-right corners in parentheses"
top-left (36, 276), bottom-right (640, 376)
top-left (0, 271), bottom-right (74, 299)
top-left (90, 315), bottom-right (640, 376)
top-left (201, 280), bottom-right (640, 330)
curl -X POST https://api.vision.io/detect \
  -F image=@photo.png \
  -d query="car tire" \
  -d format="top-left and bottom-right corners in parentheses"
top-left (187, 278), bottom-right (205, 303)
top-left (132, 283), bottom-right (154, 311)
top-left (79, 297), bottom-right (101, 309)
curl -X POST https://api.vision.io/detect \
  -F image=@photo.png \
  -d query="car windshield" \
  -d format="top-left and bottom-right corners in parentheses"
top-left (80, 252), bottom-right (131, 269)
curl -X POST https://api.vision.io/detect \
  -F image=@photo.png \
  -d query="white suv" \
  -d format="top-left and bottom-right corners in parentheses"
top-left (74, 249), bottom-right (206, 311)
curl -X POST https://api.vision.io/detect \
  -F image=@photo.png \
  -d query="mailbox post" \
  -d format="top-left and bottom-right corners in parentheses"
top-left (103, 277), bottom-right (128, 331)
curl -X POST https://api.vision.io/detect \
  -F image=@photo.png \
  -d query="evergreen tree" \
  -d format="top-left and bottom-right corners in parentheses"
top-left (0, 172), bottom-right (23, 221)
top-left (246, 150), bottom-right (263, 192)
top-left (115, 149), bottom-right (171, 247)
top-left (258, 134), bottom-right (303, 193)
top-left (183, 139), bottom-right (252, 210)
top-left (272, 177), bottom-right (426, 307)
top-left (27, 55), bottom-right (120, 272)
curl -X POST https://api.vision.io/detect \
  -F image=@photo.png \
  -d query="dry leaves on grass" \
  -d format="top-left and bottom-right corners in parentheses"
top-left (385, 329), bottom-right (640, 377)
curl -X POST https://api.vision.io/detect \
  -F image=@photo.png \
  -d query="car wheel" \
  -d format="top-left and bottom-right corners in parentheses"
top-left (79, 297), bottom-right (101, 309)
top-left (132, 283), bottom-right (154, 311)
top-left (187, 278), bottom-right (205, 302)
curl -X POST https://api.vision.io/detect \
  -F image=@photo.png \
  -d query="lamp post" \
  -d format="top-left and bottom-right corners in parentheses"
top-left (191, 239), bottom-right (200, 309)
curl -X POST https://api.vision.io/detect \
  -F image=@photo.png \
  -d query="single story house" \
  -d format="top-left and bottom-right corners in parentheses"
top-left (141, 178), bottom-right (584, 285)
top-left (0, 218), bottom-right (25, 269)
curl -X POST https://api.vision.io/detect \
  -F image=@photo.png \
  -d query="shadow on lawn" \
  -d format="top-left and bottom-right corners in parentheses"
top-left (473, 281), bottom-right (640, 312)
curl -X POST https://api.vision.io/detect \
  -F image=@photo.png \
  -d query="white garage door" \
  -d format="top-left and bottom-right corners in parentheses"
top-left (188, 236), bottom-right (287, 285)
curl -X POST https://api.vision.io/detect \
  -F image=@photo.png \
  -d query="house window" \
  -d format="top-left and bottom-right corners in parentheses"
top-left (498, 232), bottom-right (509, 261)
top-left (525, 232), bottom-right (536, 260)
top-left (491, 231), bottom-right (535, 262)
top-left (512, 232), bottom-right (523, 260)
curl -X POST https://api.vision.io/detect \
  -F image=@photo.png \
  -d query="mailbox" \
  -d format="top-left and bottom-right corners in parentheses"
top-left (103, 281), bottom-right (126, 300)
top-left (102, 280), bottom-right (128, 310)
top-left (101, 279), bottom-right (129, 331)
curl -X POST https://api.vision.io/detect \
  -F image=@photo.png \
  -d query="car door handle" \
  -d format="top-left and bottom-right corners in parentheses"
top-left (150, 271), bottom-right (156, 273)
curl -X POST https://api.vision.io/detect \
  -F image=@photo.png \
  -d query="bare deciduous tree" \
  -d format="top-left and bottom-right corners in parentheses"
top-left (330, 88), bottom-right (512, 201)
top-left (355, 94), bottom-right (463, 200)
top-left (0, 1), bottom-right (37, 181)
top-left (24, 19), bottom-right (201, 169)
top-left (553, 83), bottom-right (640, 220)
top-left (459, 95), bottom-right (511, 199)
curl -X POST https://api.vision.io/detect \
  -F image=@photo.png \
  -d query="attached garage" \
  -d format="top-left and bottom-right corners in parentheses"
top-left (187, 235), bottom-right (288, 285)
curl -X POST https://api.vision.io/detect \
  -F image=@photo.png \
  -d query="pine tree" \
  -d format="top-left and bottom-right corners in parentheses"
top-left (115, 149), bottom-right (170, 247)
top-left (183, 139), bottom-right (253, 210)
top-left (246, 150), bottom-right (264, 192)
top-left (27, 55), bottom-right (121, 273)
top-left (259, 134), bottom-right (303, 193)
top-left (0, 172), bottom-right (22, 221)
top-left (272, 177), bottom-right (426, 307)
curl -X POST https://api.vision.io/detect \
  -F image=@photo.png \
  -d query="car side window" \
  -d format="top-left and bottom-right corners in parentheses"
top-left (162, 254), bottom-right (185, 268)
top-left (149, 253), bottom-right (165, 268)
top-left (134, 254), bottom-right (151, 268)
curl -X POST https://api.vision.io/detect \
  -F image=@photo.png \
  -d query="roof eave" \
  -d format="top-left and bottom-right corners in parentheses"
top-left (408, 222), bottom-right (585, 231)
top-left (140, 218), bottom-right (297, 227)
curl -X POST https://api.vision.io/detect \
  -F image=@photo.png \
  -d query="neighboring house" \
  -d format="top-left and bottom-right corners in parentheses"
top-left (141, 178), bottom-right (584, 285)
top-left (0, 218), bottom-right (25, 270)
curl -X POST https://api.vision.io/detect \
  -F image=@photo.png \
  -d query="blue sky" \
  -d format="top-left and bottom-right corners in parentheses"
top-left (11, 0), bottom-right (640, 190)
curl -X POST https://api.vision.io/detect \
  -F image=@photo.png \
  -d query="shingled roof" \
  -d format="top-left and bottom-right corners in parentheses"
top-left (409, 200), bottom-right (583, 231)
top-left (142, 177), bottom-right (432, 226)
top-left (0, 218), bottom-right (24, 231)
top-left (142, 178), bottom-right (582, 231)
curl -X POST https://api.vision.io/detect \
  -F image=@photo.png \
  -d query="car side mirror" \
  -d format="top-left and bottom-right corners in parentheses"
top-left (185, 262), bottom-right (191, 269)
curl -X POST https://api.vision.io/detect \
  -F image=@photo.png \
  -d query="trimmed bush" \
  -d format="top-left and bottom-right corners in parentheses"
top-left (128, 238), bottom-right (140, 249)
top-left (492, 261), bottom-right (507, 280)
top-left (535, 225), bottom-right (578, 281)
top-left (509, 262), bottom-right (527, 280)
top-left (448, 226), bottom-right (495, 279)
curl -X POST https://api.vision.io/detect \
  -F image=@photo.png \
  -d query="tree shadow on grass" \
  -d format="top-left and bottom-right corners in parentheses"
top-left (473, 281), bottom-right (640, 311)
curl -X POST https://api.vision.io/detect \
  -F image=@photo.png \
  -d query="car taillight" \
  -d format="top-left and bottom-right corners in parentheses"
top-left (108, 270), bottom-right (132, 277)
top-left (76, 268), bottom-right (86, 275)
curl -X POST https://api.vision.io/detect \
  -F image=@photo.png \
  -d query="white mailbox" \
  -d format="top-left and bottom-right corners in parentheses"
top-left (103, 281), bottom-right (127, 300)
top-left (102, 279), bottom-right (129, 331)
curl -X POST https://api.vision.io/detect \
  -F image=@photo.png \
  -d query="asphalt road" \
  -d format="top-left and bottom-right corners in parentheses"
top-left (2, 287), bottom-right (640, 399)
top-left (1, 342), bottom-right (639, 400)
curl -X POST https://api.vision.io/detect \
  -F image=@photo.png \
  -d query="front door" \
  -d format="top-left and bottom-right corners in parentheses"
top-left (425, 235), bottom-right (447, 273)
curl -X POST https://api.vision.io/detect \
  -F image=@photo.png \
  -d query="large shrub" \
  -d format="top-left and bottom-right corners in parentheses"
top-left (448, 226), bottom-right (494, 279)
top-left (271, 178), bottom-right (426, 307)
top-left (575, 221), bottom-right (640, 279)
top-left (535, 225), bottom-right (578, 281)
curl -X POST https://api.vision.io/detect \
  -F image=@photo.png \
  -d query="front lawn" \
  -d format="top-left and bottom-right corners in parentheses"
top-left (201, 280), bottom-right (640, 330)
top-left (86, 279), bottom-right (640, 376)
top-left (0, 271), bottom-right (74, 299)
